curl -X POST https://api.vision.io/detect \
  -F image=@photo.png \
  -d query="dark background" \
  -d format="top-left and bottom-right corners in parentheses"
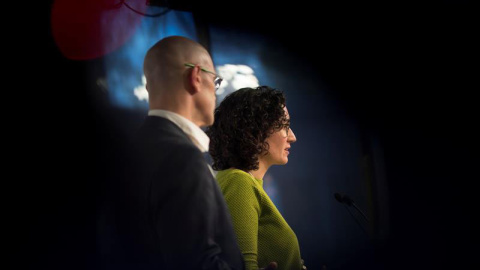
top-left (11, 1), bottom-right (477, 269)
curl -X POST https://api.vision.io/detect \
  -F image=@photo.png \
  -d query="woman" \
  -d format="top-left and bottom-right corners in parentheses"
top-left (206, 86), bottom-right (306, 270)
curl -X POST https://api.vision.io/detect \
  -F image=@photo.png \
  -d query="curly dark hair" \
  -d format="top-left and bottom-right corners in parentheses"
top-left (206, 86), bottom-right (289, 171)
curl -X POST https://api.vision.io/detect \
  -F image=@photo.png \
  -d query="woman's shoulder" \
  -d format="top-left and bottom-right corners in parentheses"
top-left (216, 168), bottom-right (255, 186)
top-left (216, 168), bottom-right (263, 201)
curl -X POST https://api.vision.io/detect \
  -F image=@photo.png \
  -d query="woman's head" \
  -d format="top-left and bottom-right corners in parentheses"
top-left (207, 86), bottom-right (296, 171)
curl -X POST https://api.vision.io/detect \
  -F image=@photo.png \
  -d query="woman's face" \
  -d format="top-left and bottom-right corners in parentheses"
top-left (262, 106), bottom-right (297, 166)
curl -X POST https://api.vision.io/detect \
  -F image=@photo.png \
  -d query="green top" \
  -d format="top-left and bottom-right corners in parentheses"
top-left (216, 168), bottom-right (303, 270)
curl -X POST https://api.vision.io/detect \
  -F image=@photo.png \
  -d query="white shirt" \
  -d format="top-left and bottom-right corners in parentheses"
top-left (148, 109), bottom-right (210, 153)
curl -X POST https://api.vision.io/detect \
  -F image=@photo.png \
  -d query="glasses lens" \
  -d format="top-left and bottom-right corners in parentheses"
top-left (214, 77), bottom-right (223, 90)
top-left (284, 124), bottom-right (290, 136)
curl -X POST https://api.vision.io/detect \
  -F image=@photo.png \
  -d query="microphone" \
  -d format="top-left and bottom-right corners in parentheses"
top-left (334, 193), bottom-right (369, 222)
top-left (334, 193), bottom-right (383, 269)
top-left (334, 192), bottom-right (344, 204)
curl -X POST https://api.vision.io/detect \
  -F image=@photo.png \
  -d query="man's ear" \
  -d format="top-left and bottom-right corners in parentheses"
top-left (187, 65), bottom-right (202, 95)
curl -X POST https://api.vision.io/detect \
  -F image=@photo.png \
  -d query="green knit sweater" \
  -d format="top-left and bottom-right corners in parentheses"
top-left (216, 168), bottom-right (303, 270)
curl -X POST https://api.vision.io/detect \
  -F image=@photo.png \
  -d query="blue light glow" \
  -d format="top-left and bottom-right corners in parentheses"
top-left (104, 9), bottom-right (197, 110)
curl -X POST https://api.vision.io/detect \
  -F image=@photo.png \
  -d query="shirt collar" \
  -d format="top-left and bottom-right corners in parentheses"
top-left (148, 109), bottom-right (210, 152)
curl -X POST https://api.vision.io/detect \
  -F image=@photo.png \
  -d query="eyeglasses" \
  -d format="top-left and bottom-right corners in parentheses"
top-left (283, 124), bottom-right (290, 137)
top-left (184, 63), bottom-right (223, 91)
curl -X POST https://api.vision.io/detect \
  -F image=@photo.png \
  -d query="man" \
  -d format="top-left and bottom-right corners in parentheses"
top-left (117, 36), bottom-right (243, 269)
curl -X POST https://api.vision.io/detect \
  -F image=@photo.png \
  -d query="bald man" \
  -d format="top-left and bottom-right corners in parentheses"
top-left (112, 36), bottom-right (244, 270)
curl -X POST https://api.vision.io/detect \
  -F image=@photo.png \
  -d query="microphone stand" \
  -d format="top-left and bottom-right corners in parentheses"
top-left (343, 195), bottom-right (369, 223)
top-left (334, 193), bottom-right (370, 237)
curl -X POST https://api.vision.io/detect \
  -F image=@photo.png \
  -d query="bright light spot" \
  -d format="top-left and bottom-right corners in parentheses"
top-left (216, 64), bottom-right (259, 96)
top-left (134, 75), bottom-right (148, 102)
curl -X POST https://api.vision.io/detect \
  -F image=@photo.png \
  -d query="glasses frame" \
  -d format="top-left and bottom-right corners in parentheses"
top-left (283, 123), bottom-right (290, 137)
top-left (184, 63), bottom-right (223, 91)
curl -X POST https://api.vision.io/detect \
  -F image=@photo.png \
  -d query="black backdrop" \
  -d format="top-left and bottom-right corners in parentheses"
top-left (10, 1), bottom-right (477, 269)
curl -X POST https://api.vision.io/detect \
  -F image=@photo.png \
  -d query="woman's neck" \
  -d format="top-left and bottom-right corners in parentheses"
top-left (249, 159), bottom-right (269, 179)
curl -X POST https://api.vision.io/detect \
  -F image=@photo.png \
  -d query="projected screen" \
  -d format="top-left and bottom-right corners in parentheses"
top-left (102, 9), bottom-right (276, 110)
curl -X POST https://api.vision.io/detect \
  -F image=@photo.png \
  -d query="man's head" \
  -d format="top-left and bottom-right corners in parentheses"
top-left (143, 36), bottom-right (220, 127)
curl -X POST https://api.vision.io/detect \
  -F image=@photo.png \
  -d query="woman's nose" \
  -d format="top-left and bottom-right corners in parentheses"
top-left (288, 128), bottom-right (297, 143)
